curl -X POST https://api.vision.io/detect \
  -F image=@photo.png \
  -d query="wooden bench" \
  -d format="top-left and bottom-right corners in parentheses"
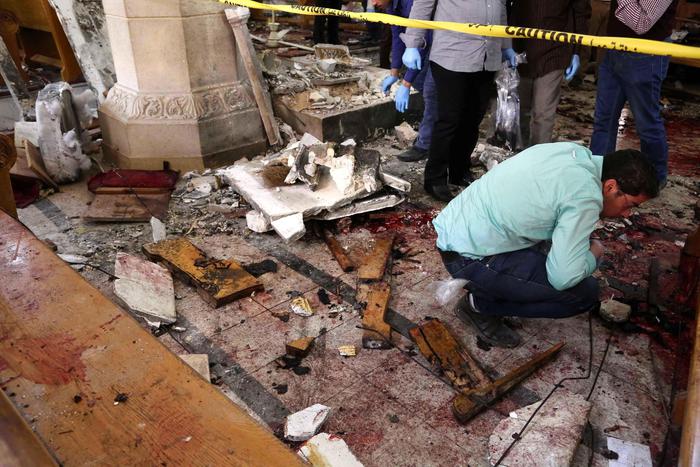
top-left (0, 211), bottom-right (303, 466)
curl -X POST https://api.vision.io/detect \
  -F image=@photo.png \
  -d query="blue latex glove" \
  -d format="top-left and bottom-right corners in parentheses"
top-left (565, 54), bottom-right (580, 82)
top-left (381, 75), bottom-right (399, 94)
top-left (402, 48), bottom-right (421, 70)
top-left (502, 48), bottom-right (517, 68)
top-left (395, 84), bottom-right (410, 113)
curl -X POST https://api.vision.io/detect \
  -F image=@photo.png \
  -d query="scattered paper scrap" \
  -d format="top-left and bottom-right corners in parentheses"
top-left (291, 296), bottom-right (314, 317)
top-left (338, 345), bottom-right (356, 357)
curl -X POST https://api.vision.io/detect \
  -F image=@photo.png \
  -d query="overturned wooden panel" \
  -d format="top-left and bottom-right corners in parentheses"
top-left (83, 193), bottom-right (171, 222)
top-left (358, 281), bottom-right (392, 349)
top-left (0, 212), bottom-right (303, 466)
top-left (286, 336), bottom-right (315, 358)
top-left (357, 233), bottom-right (395, 281)
top-left (143, 237), bottom-right (263, 307)
top-left (409, 319), bottom-right (490, 392)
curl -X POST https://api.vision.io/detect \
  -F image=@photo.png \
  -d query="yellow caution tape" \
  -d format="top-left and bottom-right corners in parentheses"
top-left (218, 0), bottom-right (700, 60)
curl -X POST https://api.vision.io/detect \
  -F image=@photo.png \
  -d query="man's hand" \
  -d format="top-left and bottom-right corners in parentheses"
top-left (395, 83), bottom-right (410, 112)
top-left (565, 54), bottom-right (580, 82)
top-left (501, 48), bottom-right (518, 68)
top-left (402, 48), bottom-right (421, 70)
top-left (590, 239), bottom-right (605, 267)
top-left (381, 75), bottom-right (399, 94)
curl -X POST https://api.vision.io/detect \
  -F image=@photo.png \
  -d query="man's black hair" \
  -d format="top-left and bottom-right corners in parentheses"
top-left (601, 149), bottom-right (659, 198)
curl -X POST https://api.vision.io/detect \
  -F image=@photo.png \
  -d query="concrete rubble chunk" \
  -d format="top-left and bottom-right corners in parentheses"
top-left (246, 210), bottom-right (272, 233)
top-left (271, 213), bottom-right (306, 243)
top-left (600, 298), bottom-right (631, 323)
top-left (298, 433), bottom-right (364, 466)
top-left (284, 404), bottom-right (331, 441)
top-left (488, 390), bottom-right (592, 466)
top-left (178, 354), bottom-right (211, 382)
top-left (113, 252), bottom-right (176, 324)
top-left (150, 216), bottom-right (167, 242)
top-left (394, 121), bottom-right (417, 148)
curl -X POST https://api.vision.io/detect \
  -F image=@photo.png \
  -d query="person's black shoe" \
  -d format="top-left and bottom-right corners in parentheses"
top-left (424, 184), bottom-right (455, 202)
top-left (448, 173), bottom-right (474, 187)
top-left (454, 294), bottom-right (522, 348)
top-left (397, 147), bottom-right (428, 162)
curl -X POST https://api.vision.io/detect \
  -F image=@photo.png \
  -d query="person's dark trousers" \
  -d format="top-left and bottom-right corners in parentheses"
top-left (379, 23), bottom-right (392, 69)
top-left (425, 61), bottom-right (495, 187)
top-left (313, 0), bottom-right (341, 44)
top-left (590, 50), bottom-right (670, 184)
top-left (439, 247), bottom-right (599, 318)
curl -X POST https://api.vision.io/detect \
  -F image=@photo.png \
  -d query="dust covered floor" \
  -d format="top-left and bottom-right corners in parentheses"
top-left (16, 82), bottom-right (700, 466)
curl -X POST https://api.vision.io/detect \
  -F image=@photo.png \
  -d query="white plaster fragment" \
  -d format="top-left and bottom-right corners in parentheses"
top-left (246, 210), bottom-right (272, 233)
top-left (394, 121), bottom-right (417, 148)
top-left (271, 213), bottom-right (306, 243)
top-left (298, 433), bottom-right (364, 466)
top-left (57, 253), bottom-right (89, 264)
top-left (113, 253), bottom-right (176, 324)
top-left (606, 437), bottom-right (652, 467)
top-left (285, 404), bottom-right (331, 441)
top-left (150, 216), bottom-right (167, 242)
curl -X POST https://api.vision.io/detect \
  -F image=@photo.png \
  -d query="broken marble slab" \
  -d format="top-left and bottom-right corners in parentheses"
top-left (606, 437), bottom-right (652, 467)
top-left (246, 210), bottom-right (273, 233)
top-left (271, 212), bottom-right (306, 243)
top-left (299, 433), bottom-right (364, 467)
top-left (113, 252), bottom-right (176, 324)
top-left (285, 404), bottom-right (331, 441)
top-left (488, 390), bottom-right (592, 466)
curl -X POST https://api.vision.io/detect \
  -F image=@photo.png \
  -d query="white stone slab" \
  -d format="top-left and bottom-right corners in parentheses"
top-left (607, 437), bottom-right (652, 467)
top-left (488, 390), bottom-right (592, 466)
top-left (113, 252), bottom-right (176, 323)
top-left (299, 433), bottom-right (364, 467)
top-left (285, 404), bottom-right (331, 441)
top-left (150, 216), bottom-right (167, 242)
top-left (271, 213), bottom-right (306, 243)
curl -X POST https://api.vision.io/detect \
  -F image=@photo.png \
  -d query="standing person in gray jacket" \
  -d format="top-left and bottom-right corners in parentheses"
top-left (401, 0), bottom-right (516, 202)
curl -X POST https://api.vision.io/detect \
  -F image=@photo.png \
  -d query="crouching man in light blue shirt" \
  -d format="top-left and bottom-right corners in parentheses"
top-left (434, 142), bottom-right (659, 348)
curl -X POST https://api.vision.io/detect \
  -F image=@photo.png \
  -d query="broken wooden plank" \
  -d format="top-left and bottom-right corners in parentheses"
top-left (113, 253), bottom-right (176, 324)
top-left (286, 336), bottom-right (315, 358)
top-left (358, 281), bottom-right (392, 349)
top-left (25, 140), bottom-right (59, 190)
top-left (409, 319), bottom-right (491, 392)
top-left (0, 389), bottom-right (58, 467)
top-left (0, 211), bottom-right (304, 466)
top-left (322, 228), bottom-right (354, 272)
top-left (143, 238), bottom-right (263, 307)
top-left (452, 342), bottom-right (565, 424)
top-left (357, 233), bottom-right (395, 281)
top-left (83, 193), bottom-right (171, 222)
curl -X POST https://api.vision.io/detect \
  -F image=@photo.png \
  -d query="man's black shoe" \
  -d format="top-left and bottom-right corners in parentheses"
top-left (454, 294), bottom-right (522, 348)
top-left (424, 184), bottom-right (455, 202)
top-left (397, 147), bottom-right (428, 162)
top-left (448, 173), bottom-right (474, 187)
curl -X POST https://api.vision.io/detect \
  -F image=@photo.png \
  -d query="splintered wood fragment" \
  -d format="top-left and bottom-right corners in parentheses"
top-left (322, 228), bottom-right (354, 272)
top-left (286, 336), bottom-right (315, 358)
top-left (357, 233), bottom-right (395, 281)
top-left (409, 319), bottom-right (490, 392)
top-left (358, 281), bottom-right (392, 349)
top-left (143, 238), bottom-right (263, 308)
top-left (452, 342), bottom-right (565, 424)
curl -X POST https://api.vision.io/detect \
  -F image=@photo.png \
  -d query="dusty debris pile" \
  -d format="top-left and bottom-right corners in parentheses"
top-left (219, 132), bottom-right (410, 242)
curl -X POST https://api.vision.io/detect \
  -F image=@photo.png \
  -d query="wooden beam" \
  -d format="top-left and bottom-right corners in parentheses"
top-left (358, 281), bottom-right (392, 349)
top-left (143, 237), bottom-right (264, 308)
top-left (322, 228), bottom-right (354, 272)
top-left (0, 212), bottom-right (303, 466)
top-left (0, 133), bottom-right (17, 218)
top-left (357, 233), bottom-right (395, 281)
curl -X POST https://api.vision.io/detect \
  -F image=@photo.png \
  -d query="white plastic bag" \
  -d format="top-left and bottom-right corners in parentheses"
top-left (433, 278), bottom-right (468, 307)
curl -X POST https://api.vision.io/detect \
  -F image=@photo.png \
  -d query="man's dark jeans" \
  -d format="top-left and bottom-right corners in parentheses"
top-left (440, 247), bottom-right (599, 319)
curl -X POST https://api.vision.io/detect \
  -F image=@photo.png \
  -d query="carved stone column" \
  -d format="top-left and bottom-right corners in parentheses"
top-left (99, 0), bottom-right (267, 171)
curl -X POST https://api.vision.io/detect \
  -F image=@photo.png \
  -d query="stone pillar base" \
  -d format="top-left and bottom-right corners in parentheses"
top-left (99, 83), bottom-right (266, 171)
